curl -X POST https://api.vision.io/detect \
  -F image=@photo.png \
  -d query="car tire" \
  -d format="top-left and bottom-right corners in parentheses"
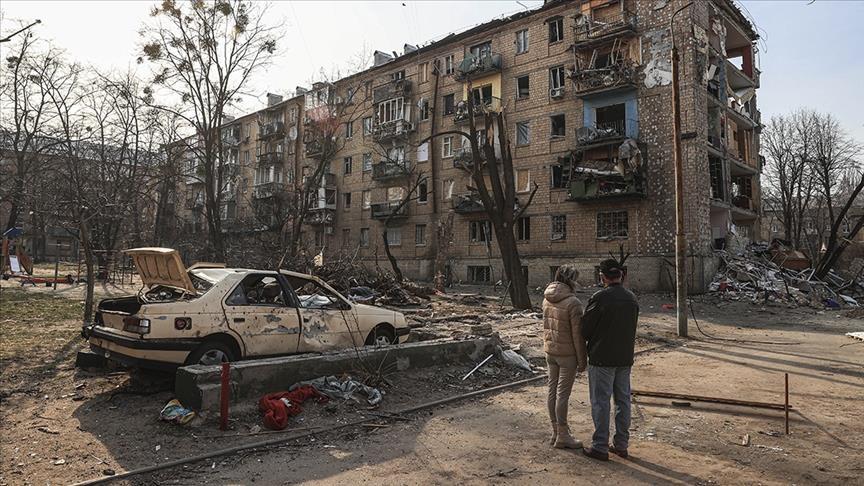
top-left (185, 341), bottom-right (236, 366)
top-left (365, 325), bottom-right (396, 346)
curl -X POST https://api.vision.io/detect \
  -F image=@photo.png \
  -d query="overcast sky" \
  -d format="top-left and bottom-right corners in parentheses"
top-left (1, 0), bottom-right (862, 141)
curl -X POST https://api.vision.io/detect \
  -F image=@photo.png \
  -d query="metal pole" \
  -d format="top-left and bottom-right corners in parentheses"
top-left (671, 2), bottom-right (692, 337)
top-left (784, 372), bottom-right (789, 435)
top-left (53, 242), bottom-right (60, 290)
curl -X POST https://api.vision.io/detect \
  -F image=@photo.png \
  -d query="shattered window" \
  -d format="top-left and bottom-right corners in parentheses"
top-left (596, 211), bottom-right (629, 240)
top-left (551, 215), bottom-right (567, 241)
top-left (549, 66), bottom-right (565, 92)
top-left (419, 99), bottom-right (430, 121)
top-left (470, 221), bottom-right (491, 243)
top-left (445, 54), bottom-right (455, 75)
top-left (286, 277), bottom-right (348, 310)
top-left (363, 117), bottom-right (373, 135)
top-left (418, 179), bottom-right (428, 203)
top-left (363, 153), bottom-right (373, 172)
top-left (343, 156), bottom-right (352, 175)
top-left (516, 29), bottom-right (529, 54)
top-left (517, 75), bottom-right (530, 99)
top-left (225, 274), bottom-right (289, 307)
top-left (551, 114), bottom-right (566, 138)
top-left (551, 164), bottom-right (571, 189)
top-left (443, 179), bottom-right (455, 200)
top-left (468, 266), bottom-right (492, 283)
top-left (515, 169), bottom-right (531, 192)
top-left (517, 217), bottom-right (531, 241)
top-left (362, 190), bottom-right (371, 209)
top-left (443, 94), bottom-right (455, 116)
top-left (548, 17), bottom-right (564, 43)
top-left (360, 228), bottom-right (370, 247)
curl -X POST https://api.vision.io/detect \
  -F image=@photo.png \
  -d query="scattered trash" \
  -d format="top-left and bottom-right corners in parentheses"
top-left (155, 445), bottom-right (161, 452)
top-left (759, 430), bottom-right (781, 437)
top-left (290, 376), bottom-right (383, 406)
top-left (740, 434), bottom-right (751, 446)
top-left (102, 469), bottom-right (116, 476)
top-left (462, 354), bottom-right (494, 380)
top-left (259, 386), bottom-right (328, 430)
top-left (661, 304), bottom-right (675, 310)
top-left (53, 459), bottom-right (65, 465)
top-left (159, 399), bottom-right (197, 426)
top-left (498, 349), bottom-right (532, 372)
top-left (37, 427), bottom-right (60, 435)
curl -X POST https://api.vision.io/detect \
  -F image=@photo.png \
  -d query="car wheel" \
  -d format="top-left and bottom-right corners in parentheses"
top-left (365, 325), bottom-right (396, 346)
top-left (186, 341), bottom-right (236, 366)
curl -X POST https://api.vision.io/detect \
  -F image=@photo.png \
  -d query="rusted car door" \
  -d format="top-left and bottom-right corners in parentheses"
top-left (222, 273), bottom-right (302, 357)
top-left (284, 275), bottom-right (363, 353)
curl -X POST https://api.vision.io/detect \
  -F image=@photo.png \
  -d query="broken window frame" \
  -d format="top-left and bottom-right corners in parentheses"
top-left (516, 29), bottom-right (529, 54)
top-left (362, 152), bottom-right (373, 172)
top-left (517, 216), bottom-right (531, 241)
top-left (596, 210), bottom-right (629, 240)
top-left (550, 114), bottom-right (566, 138)
top-left (362, 117), bottom-right (373, 136)
top-left (469, 220), bottom-right (492, 243)
top-left (419, 99), bottom-right (430, 121)
top-left (445, 54), bottom-right (455, 75)
top-left (418, 179), bottom-right (429, 203)
top-left (548, 17), bottom-right (564, 44)
top-left (516, 75), bottom-right (530, 100)
top-left (549, 66), bottom-right (565, 95)
top-left (551, 164), bottom-right (571, 189)
top-left (377, 98), bottom-right (406, 124)
top-left (516, 121), bottom-right (530, 146)
top-left (343, 156), bottom-right (353, 175)
top-left (551, 215), bottom-right (567, 241)
top-left (362, 190), bottom-right (371, 209)
top-left (467, 265), bottom-right (492, 283)
top-left (360, 228), bottom-right (370, 247)
top-left (443, 93), bottom-right (455, 116)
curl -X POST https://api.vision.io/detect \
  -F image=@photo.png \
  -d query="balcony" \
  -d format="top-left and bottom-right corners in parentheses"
top-left (303, 172), bottom-right (336, 189)
top-left (372, 118), bottom-right (414, 142)
top-left (573, 10), bottom-right (637, 47)
top-left (253, 181), bottom-right (283, 199)
top-left (373, 79), bottom-right (412, 104)
top-left (222, 127), bottom-right (241, 146)
top-left (452, 193), bottom-right (485, 213)
top-left (454, 52), bottom-right (503, 82)
top-left (257, 152), bottom-right (284, 165)
top-left (372, 160), bottom-right (411, 181)
top-left (567, 169), bottom-right (645, 202)
top-left (576, 119), bottom-right (638, 147)
top-left (454, 97), bottom-right (501, 123)
top-left (258, 121), bottom-right (285, 139)
top-left (453, 147), bottom-right (485, 168)
top-left (305, 138), bottom-right (323, 157)
top-left (570, 60), bottom-right (639, 97)
top-left (371, 201), bottom-right (408, 220)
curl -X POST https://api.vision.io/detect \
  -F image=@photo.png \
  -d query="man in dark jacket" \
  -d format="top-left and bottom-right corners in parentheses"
top-left (581, 258), bottom-right (639, 461)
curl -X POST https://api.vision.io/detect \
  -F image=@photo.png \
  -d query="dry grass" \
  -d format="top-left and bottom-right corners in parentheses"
top-left (0, 288), bottom-right (83, 364)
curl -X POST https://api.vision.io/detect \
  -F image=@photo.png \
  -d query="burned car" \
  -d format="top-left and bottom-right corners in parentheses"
top-left (83, 248), bottom-right (408, 370)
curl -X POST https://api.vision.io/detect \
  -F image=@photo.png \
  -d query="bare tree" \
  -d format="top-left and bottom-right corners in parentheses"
top-left (139, 0), bottom-right (279, 262)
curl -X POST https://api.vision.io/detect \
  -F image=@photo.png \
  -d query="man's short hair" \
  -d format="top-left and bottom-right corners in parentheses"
top-left (599, 258), bottom-right (623, 279)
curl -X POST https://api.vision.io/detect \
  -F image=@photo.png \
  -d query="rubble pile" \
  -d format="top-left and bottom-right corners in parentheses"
top-left (710, 245), bottom-right (863, 309)
top-left (311, 260), bottom-right (434, 306)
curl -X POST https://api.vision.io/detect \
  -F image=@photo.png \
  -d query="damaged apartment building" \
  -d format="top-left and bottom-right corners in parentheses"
top-left (171, 0), bottom-right (762, 291)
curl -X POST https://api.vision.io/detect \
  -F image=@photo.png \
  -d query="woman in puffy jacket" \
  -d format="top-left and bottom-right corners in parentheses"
top-left (542, 264), bottom-right (588, 448)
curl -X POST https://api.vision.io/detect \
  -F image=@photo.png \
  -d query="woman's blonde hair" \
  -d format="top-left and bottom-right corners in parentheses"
top-left (553, 264), bottom-right (580, 290)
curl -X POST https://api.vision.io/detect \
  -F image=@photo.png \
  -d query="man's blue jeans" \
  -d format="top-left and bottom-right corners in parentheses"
top-left (588, 365), bottom-right (632, 453)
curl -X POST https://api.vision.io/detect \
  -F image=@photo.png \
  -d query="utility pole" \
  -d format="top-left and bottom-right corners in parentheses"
top-left (671, 2), bottom-right (692, 337)
top-left (0, 19), bottom-right (41, 43)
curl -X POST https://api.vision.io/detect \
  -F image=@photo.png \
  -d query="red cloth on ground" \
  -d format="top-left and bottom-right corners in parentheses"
top-left (258, 386), bottom-right (327, 430)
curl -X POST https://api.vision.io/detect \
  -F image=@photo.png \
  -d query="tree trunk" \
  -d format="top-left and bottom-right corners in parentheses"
top-left (492, 221), bottom-right (531, 309)
top-left (381, 229), bottom-right (404, 282)
top-left (80, 219), bottom-right (96, 325)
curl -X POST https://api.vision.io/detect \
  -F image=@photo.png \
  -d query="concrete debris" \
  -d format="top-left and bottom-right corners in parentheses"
top-left (311, 260), bottom-right (434, 306)
top-left (709, 245), bottom-right (863, 309)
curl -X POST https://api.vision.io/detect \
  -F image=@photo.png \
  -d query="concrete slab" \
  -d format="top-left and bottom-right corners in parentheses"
top-left (175, 337), bottom-right (499, 413)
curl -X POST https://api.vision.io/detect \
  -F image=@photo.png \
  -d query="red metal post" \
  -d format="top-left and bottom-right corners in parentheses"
top-left (220, 362), bottom-right (230, 431)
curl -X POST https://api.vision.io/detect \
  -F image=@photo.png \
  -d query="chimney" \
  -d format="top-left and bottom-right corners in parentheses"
top-left (404, 43), bottom-right (418, 54)
top-left (373, 50), bottom-right (394, 67)
top-left (266, 93), bottom-right (283, 107)
top-left (295, 86), bottom-right (308, 95)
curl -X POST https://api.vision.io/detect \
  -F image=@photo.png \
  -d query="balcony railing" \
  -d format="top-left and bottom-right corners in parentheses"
top-left (452, 193), bottom-right (485, 213)
top-left (372, 118), bottom-right (414, 142)
top-left (258, 121), bottom-right (285, 139)
top-left (454, 52), bottom-right (503, 82)
top-left (570, 60), bottom-right (639, 96)
top-left (253, 181), bottom-right (283, 199)
top-left (454, 97), bottom-right (501, 123)
top-left (373, 79), bottom-right (412, 104)
top-left (568, 169), bottom-right (645, 202)
top-left (257, 152), bottom-right (284, 165)
top-left (372, 160), bottom-right (411, 181)
top-left (222, 129), bottom-right (242, 146)
top-left (576, 119), bottom-right (638, 146)
top-left (302, 172), bottom-right (336, 189)
top-left (371, 201), bottom-right (408, 220)
top-left (574, 10), bottom-right (637, 45)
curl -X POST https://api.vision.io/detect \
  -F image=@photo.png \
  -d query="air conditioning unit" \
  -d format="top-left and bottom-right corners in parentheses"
top-left (550, 87), bottom-right (565, 99)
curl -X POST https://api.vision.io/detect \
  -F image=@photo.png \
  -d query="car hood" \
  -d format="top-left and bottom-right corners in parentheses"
top-left (125, 247), bottom-right (197, 294)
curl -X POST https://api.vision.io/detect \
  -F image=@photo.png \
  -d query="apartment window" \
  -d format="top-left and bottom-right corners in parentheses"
top-left (442, 136), bottom-right (454, 157)
top-left (362, 117), bottom-right (373, 135)
top-left (419, 99), bottom-right (430, 121)
top-left (516, 75), bottom-right (530, 100)
top-left (243, 123), bottom-right (251, 139)
top-left (516, 29), bottom-right (529, 54)
top-left (362, 152), bottom-right (373, 172)
top-left (470, 221), bottom-right (491, 243)
top-left (444, 54), bottom-right (455, 75)
top-left (362, 190), bottom-right (371, 209)
top-left (377, 98), bottom-right (405, 124)
top-left (343, 156), bottom-right (353, 175)
top-left (418, 179), bottom-right (428, 203)
top-left (468, 266), bottom-right (492, 283)
top-left (417, 142), bottom-right (429, 163)
top-left (287, 141), bottom-right (295, 155)
top-left (391, 70), bottom-right (405, 81)
top-left (386, 228), bottom-right (402, 246)
top-left (517, 217), bottom-right (531, 241)
top-left (360, 228), bottom-right (370, 247)
top-left (342, 192), bottom-right (352, 209)
top-left (550, 67), bottom-right (565, 97)
top-left (551, 164), bottom-right (571, 189)
top-left (516, 121), bottom-right (530, 146)
top-left (342, 228), bottom-right (351, 248)
top-left (597, 211), bottom-right (629, 240)
top-left (596, 103), bottom-right (626, 129)
top-left (549, 17), bottom-right (564, 43)
top-left (443, 94), bottom-right (455, 115)
top-left (471, 84), bottom-right (493, 106)
top-left (551, 215), bottom-right (567, 241)
top-left (418, 62), bottom-right (429, 83)
top-left (551, 114), bottom-right (566, 138)
top-left (289, 107), bottom-right (298, 123)
top-left (243, 150), bottom-right (250, 164)
top-left (415, 224), bottom-right (427, 246)
top-left (443, 179), bottom-right (455, 200)
top-left (515, 169), bottom-right (531, 193)
top-left (314, 230), bottom-right (325, 249)
top-left (345, 87), bottom-right (356, 105)
top-left (345, 121), bottom-right (353, 139)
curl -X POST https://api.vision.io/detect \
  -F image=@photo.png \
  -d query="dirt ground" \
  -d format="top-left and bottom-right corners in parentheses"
top-left (1, 276), bottom-right (862, 485)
